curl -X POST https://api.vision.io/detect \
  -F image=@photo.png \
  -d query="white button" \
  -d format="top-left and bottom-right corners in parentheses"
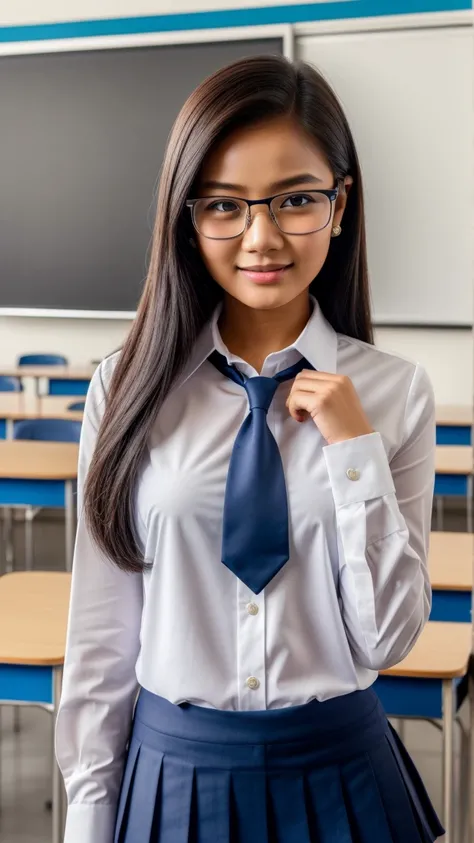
top-left (246, 676), bottom-right (260, 690)
top-left (246, 602), bottom-right (259, 616)
top-left (346, 468), bottom-right (360, 481)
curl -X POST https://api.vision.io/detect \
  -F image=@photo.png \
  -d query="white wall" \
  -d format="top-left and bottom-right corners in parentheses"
top-left (374, 328), bottom-right (472, 405)
top-left (1, 2), bottom-right (472, 406)
top-left (0, 314), bottom-right (130, 367)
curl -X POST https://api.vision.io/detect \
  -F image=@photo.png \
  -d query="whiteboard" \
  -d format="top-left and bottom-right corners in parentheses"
top-left (298, 26), bottom-right (473, 326)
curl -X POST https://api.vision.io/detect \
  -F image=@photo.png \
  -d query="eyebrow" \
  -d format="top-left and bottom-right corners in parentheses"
top-left (200, 173), bottom-right (324, 193)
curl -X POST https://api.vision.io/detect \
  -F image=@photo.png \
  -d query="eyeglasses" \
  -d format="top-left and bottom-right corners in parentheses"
top-left (185, 187), bottom-right (339, 240)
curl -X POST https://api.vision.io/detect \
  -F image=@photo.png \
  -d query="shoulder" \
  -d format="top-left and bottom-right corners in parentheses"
top-left (84, 349), bottom-right (122, 432)
top-left (337, 333), bottom-right (435, 423)
top-left (338, 332), bottom-right (432, 387)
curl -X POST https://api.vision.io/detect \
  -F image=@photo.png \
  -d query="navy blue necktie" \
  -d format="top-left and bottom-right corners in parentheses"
top-left (209, 350), bottom-right (314, 594)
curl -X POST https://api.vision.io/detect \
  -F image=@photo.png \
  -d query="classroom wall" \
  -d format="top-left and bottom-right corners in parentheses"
top-left (1, 0), bottom-right (472, 405)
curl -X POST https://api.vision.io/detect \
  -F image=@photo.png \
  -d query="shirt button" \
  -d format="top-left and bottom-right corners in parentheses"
top-left (246, 602), bottom-right (259, 616)
top-left (246, 676), bottom-right (260, 690)
top-left (346, 468), bottom-right (360, 481)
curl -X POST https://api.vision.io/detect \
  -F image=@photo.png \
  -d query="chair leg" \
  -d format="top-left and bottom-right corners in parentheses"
top-left (25, 507), bottom-right (34, 571)
top-left (2, 508), bottom-right (15, 573)
top-left (467, 477), bottom-right (473, 533)
top-left (457, 717), bottom-right (469, 843)
top-left (442, 679), bottom-right (455, 842)
top-left (436, 496), bottom-right (444, 531)
top-left (13, 707), bottom-right (21, 734)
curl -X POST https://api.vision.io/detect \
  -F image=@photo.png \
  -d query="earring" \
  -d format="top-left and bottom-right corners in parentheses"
top-left (189, 237), bottom-right (197, 248)
top-left (331, 224), bottom-right (342, 238)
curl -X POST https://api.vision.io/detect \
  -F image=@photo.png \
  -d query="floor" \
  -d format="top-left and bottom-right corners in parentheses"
top-left (0, 503), bottom-right (470, 841)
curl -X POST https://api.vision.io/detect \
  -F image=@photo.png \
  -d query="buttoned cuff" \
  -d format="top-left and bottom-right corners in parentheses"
top-left (323, 432), bottom-right (395, 507)
top-left (63, 803), bottom-right (117, 843)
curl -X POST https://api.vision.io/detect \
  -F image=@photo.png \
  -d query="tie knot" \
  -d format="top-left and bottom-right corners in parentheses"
top-left (244, 376), bottom-right (279, 413)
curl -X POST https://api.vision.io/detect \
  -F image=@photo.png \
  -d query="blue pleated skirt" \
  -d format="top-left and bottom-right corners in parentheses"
top-left (113, 686), bottom-right (444, 843)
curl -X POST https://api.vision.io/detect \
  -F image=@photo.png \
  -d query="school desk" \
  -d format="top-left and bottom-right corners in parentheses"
top-left (0, 441), bottom-right (78, 570)
top-left (429, 531), bottom-right (473, 623)
top-left (435, 445), bottom-right (473, 532)
top-left (0, 394), bottom-right (83, 439)
top-left (376, 621), bottom-right (473, 843)
top-left (0, 571), bottom-right (71, 843)
top-left (0, 365), bottom-right (95, 396)
top-left (436, 405), bottom-right (472, 446)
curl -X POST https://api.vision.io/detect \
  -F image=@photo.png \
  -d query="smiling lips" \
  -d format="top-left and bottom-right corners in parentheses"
top-left (240, 263), bottom-right (291, 271)
top-left (238, 263), bottom-right (293, 283)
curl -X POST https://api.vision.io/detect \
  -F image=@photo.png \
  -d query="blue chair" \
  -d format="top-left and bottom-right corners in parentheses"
top-left (11, 419), bottom-right (81, 570)
top-left (66, 400), bottom-right (85, 412)
top-left (17, 354), bottom-right (68, 366)
top-left (17, 354), bottom-right (70, 397)
top-left (14, 419), bottom-right (82, 443)
top-left (0, 375), bottom-right (22, 392)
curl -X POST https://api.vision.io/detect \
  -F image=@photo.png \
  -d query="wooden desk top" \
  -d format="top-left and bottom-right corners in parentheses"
top-left (0, 365), bottom-right (95, 380)
top-left (0, 572), bottom-right (71, 665)
top-left (0, 440), bottom-right (78, 479)
top-left (381, 621), bottom-right (472, 679)
top-left (436, 405), bottom-right (473, 426)
top-left (429, 531), bottom-right (473, 590)
top-left (0, 394), bottom-right (83, 421)
top-left (40, 396), bottom-right (84, 420)
top-left (435, 445), bottom-right (473, 474)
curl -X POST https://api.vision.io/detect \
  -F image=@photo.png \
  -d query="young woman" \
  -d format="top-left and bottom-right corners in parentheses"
top-left (56, 54), bottom-right (442, 843)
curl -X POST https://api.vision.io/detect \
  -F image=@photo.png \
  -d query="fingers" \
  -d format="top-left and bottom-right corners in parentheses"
top-left (295, 370), bottom-right (345, 383)
top-left (286, 390), bottom-right (320, 421)
top-left (291, 378), bottom-right (337, 393)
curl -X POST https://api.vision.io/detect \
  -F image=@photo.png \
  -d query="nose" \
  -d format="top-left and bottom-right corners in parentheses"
top-left (241, 203), bottom-right (285, 252)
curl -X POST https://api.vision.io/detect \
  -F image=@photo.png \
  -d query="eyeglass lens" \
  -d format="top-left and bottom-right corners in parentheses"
top-left (192, 192), bottom-right (332, 238)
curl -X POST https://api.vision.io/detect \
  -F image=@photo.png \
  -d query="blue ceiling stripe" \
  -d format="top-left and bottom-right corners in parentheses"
top-left (0, 0), bottom-right (470, 44)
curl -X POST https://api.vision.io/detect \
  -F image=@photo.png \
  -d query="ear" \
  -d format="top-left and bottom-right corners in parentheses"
top-left (333, 175), bottom-right (354, 228)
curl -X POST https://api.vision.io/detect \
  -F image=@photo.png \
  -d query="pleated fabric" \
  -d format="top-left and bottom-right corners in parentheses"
top-left (113, 687), bottom-right (444, 843)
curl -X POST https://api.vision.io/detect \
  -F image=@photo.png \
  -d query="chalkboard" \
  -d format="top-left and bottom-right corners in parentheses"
top-left (0, 37), bottom-right (283, 313)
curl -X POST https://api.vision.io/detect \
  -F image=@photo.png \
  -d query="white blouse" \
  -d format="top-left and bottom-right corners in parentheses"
top-left (56, 296), bottom-right (436, 843)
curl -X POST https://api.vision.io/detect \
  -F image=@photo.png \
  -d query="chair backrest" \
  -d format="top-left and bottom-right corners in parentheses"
top-left (14, 418), bottom-right (82, 443)
top-left (67, 400), bottom-right (86, 411)
top-left (0, 375), bottom-right (22, 392)
top-left (18, 354), bottom-right (68, 366)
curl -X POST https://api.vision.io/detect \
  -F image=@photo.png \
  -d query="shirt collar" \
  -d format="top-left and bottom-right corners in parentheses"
top-left (172, 294), bottom-right (338, 392)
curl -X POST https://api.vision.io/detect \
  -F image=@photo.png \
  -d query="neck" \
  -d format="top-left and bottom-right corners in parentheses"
top-left (218, 291), bottom-right (312, 373)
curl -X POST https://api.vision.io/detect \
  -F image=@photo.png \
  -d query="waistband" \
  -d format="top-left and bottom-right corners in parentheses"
top-left (133, 687), bottom-right (388, 766)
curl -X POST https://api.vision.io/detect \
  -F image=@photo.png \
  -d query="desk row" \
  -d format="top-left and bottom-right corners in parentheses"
top-left (0, 394), bottom-right (472, 443)
top-left (0, 439), bottom-right (472, 571)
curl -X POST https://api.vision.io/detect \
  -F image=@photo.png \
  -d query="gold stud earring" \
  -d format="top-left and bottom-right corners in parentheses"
top-left (331, 224), bottom-right (342, 238)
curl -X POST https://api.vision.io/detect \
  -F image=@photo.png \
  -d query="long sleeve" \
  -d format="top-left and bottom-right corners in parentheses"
top-left (323, 363), bottom-right (435, 671)
top-left (55, 361), bottom-right (144, 843)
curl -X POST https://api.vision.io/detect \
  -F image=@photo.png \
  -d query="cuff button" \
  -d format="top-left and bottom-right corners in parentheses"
top-left (346, 468), bottom-right (360, 481)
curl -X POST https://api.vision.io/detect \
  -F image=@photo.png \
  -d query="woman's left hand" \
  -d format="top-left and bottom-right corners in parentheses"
top-left (286, 370), bottom-right (374, 446)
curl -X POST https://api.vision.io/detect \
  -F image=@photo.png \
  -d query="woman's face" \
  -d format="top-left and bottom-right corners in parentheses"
top-left (192, 115), bottom-right (352, 311)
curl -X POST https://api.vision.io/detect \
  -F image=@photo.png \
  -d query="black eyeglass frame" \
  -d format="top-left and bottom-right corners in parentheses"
top-left (185, 186), bottom-right (340, 240)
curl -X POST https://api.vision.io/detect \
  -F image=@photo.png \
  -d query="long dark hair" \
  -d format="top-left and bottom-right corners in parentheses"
top-left (84, 54), bottom-right (373, 573)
